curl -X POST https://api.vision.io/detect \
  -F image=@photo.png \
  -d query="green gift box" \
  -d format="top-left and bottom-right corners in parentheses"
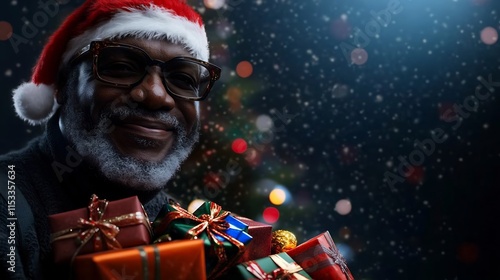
top-left (228, 252), bottom-right (313, 280)
top-left (152, 201), bottom-right (250, 279)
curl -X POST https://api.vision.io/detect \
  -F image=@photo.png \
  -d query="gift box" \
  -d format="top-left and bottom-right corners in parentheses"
top-left (234, 216), bottom-right (272, 263)
top-left (152, 201), bottom-right (252, 279)
top-left (287, 231), bottom-right (354, 280)
top-left (73, 240), bottom-right (206, 280)
top-left (49, 194), bottom-right (152, 264)
top-left (227, 252), bottom-right (312, 279)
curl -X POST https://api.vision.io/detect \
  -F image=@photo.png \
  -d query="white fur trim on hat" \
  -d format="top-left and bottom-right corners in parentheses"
top-left (62, 5), bottom-right (209, 65)
top-left (13, 82), bottom-right (59, 125)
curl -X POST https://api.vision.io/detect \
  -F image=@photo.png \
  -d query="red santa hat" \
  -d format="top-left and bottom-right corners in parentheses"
top-left (13, 0), bottom-right (209, 125)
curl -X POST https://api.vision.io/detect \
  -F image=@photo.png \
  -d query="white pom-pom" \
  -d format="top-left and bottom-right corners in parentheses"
top-left (12, 82), bottom-right (59, 125)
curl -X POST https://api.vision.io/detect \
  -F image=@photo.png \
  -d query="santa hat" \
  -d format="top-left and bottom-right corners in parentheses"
top-left (13, 0), bottom-right (209, 125)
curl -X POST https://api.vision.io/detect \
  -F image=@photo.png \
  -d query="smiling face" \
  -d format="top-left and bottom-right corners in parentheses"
top-left (58, 37), bottom-right (200, 190)
top-left (84, 37), bottom-right (198, 162)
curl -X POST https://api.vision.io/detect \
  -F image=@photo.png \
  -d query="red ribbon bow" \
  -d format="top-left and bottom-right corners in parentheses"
top-left (185, 202), bottom-right (230, 239)
top-left (157, 201), bottom-right (245, 279)
top-left (76, 195), bottom-right (122, 251)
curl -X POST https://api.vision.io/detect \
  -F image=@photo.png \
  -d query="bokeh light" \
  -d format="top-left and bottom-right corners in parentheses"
top-left (226, 86), bottom-right (242, 112)
top-left (438, 102), bottom-right (456, 122)
top-left (203, 172), bottom-right (223, 188)
top-left (269, 188), bottom-right (287, 205)
top-left (350, 48), bottom-right (368, 65)
top-left (472, 0), bottom-right (490, 6)
top-left (480, 26), bottom-right (498, 45)
top-left (331, 83), bottom-right (350, 99)
top-left (457, 243), bottom-right (479, 264)
top-left (336, 242), bottom-right (355, 261)
top-left (339, 145), bottom-right (358, 165)
top-left (335, 199), bottom-right (352, 215)
top-left (339, 226), bottom-right (351, 239)
top-left (236, 60), bottom-right (253, 78)
top-left (215, 19), bottom-right (233, 39)
top-left (0, 21), bottom-right (13, 41)
top-left (331, 18), bottom-right (352, 40)
top-left (204, 0), bottom-right (225, 10)
top-left (255, 114), bottom-right (274, 132)
top-left (263, 207), bottom-right (280, 223)
top-left (187, 199), bottom-right (206, 213)
top-left (254, 179), bottom-right (280, 195)
top-left (231, 138), bottom-right (247, 154)
top-left (405, 166), bottom-right (425, 185)
top-left (244, 148), bottom-right (262, 166)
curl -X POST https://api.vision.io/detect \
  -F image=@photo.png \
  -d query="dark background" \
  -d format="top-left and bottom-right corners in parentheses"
top-left (1, 0), bottom-right (499, 279)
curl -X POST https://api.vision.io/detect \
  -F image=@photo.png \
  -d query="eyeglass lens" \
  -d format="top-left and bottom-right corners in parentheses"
top-left (96, 46), bottom-right (211, 99)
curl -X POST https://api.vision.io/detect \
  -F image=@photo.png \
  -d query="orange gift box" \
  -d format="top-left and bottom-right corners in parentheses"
top-left (49, 195), bottom-right (152, 264)
top-left (73, 240), bottom-right (206, 280)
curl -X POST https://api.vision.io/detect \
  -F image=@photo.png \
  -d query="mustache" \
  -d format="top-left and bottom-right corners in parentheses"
top-left (84, 105), bottom-right (182, 136)
top-left (106, 106), bottom-right (180, 127)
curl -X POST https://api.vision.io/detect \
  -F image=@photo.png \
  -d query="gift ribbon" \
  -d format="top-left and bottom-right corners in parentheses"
top-left (108, 246), bottom-right (161, 280)
top-left (135, 246), bottom-right (161, 280)
top-left (155, 201), bottom-right (246, 279)
top-left (293, 243), bottom-right (353, 280)
top-left (245, 254), bottom-right (309, 280)
top-left (322, 234), bottom-right (352, 280)
top-left (50, 194), bottom-right (152, 261)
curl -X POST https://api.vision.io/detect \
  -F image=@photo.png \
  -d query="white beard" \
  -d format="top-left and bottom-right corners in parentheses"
top-left (59, 63), bottom-right (199, 191)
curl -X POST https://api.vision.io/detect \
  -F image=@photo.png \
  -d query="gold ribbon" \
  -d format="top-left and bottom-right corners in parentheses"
top-left (154, 201), bottom-right (245, 279)
top-left (245, 254), bottom-right (309, 280)
top-left (51, 194), bottom-right (151, 261)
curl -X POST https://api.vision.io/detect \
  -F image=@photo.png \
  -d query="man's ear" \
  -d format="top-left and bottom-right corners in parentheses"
top-left (54, 88), bottom-right (63, 104)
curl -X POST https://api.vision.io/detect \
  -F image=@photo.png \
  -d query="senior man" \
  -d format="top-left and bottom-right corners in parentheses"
top-left (0, 0), bottom-right (220, 279)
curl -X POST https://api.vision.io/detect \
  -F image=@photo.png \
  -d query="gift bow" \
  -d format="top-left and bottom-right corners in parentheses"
top-left (323, 234), bottom-right (352, 280)
top-left (185, 202), bottom-right (231, 241)
top-left (245, 254), bottom-right (309, 280)
top-left (76, 195), bottom-right (121, 251)
top-left (156, 201), bottom-right (245, 279)
top-left (51, 194), bottom-right (151, 260)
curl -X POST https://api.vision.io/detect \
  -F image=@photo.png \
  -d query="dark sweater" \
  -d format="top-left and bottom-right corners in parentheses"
top-left (0, 115), bottom-right (178, 279)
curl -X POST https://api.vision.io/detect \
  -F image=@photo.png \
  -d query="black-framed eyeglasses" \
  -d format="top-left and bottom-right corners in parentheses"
top-left (70, 41), bottom-right (221, 101)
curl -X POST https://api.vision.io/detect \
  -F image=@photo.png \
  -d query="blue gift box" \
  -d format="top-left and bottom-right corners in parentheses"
top-left (152, 201), bottom-right (254, 278)
top-left (215, 215), bottom-right (253, 244)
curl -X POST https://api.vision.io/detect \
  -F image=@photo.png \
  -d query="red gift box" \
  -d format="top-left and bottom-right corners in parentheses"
top-left (287, 231), bottom-right (355, 280)
top-left (235, 216), bottom-right (272, 263)
top-left (73, 240), bottom-right (206, 280)
top-left (49, 194), bottom-right (152, 264)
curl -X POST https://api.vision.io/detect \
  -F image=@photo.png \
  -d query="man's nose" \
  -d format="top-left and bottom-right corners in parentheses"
top-left (129, 66), bottom-right (175, 110)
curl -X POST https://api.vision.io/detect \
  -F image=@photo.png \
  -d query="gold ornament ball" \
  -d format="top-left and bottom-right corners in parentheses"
top-left (271, 230), bottom-right (297, 254)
